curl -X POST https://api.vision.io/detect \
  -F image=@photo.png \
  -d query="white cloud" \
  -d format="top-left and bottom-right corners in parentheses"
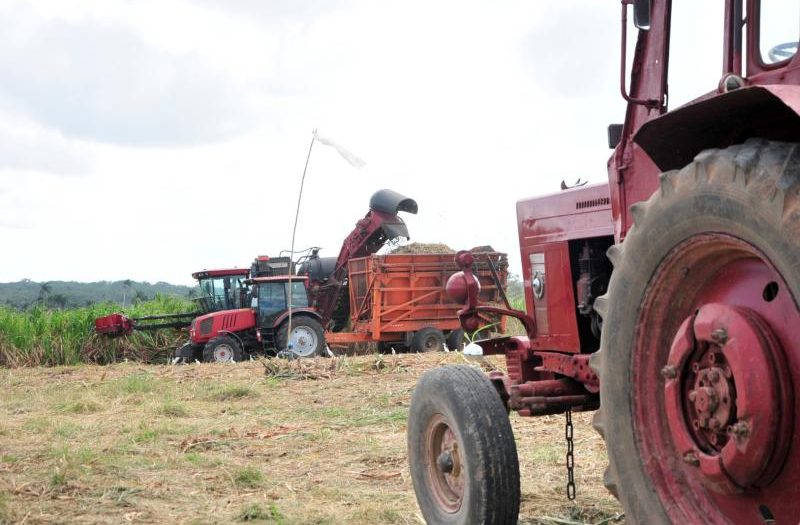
top-left (0, 0), bottom-right (634, 285)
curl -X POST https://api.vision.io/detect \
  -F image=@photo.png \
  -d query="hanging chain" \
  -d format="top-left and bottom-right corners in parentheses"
top-left (566, 408), bottom-right (576, 500)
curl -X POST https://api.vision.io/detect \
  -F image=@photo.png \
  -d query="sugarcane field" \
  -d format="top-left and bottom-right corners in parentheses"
top-left (4, 1), bottom-right (800, 525)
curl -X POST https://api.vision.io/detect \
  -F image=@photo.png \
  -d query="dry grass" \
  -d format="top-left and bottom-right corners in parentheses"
top-left (0, 354), bottom-right (622, 524)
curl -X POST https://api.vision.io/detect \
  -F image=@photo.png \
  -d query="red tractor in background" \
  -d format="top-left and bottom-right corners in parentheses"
top-left (408, 1), bottom-right (800, 524)
top-left (94, 267), bottom-right (251, 337)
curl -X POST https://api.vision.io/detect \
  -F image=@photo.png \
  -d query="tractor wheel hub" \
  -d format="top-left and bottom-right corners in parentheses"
top-left (663, 303), bottom-right (791, 492)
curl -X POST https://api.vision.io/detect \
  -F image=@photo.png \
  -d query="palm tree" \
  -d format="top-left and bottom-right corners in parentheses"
top-left (121, 279), bottom-right (133, 307)
top-left (38, 282), bottom-right (52, 307)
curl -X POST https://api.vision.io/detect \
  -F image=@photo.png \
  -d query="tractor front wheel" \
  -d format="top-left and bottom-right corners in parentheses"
top-left (593, 139), bottom-right (800, 523)
top-left (203, 335), bottom-right (243, 363)
top-left (408, 365), bottom-right (519, 525)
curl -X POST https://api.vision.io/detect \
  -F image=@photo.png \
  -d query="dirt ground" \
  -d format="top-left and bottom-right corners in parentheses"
top-left (0, 353), bottom-right (623, 524)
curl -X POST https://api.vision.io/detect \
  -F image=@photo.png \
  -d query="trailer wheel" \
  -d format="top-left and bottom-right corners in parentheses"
top-left (592, 139), bottom-right (800, 523)
top-left (276, 317), bottom-right (325, 358)
top-left (203, 335), bottom-right (243, 363)
top-left (446, 329), bottom-right (464, 351)
top-left (411, 327), bottom-right (445, 353)
top-left (408, 365), bottom-right (519, 525)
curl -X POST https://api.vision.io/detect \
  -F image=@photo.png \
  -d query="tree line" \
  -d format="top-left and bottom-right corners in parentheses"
top-left (0, 279), bottom-right (197, 310)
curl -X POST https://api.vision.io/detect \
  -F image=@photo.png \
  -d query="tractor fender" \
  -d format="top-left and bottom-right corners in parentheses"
top-left (634, 85), bottom-right (800, 171)
top-left (217, 330), bottom-right (245, 349)
top-left (271, 308), bottom-right (323, 329)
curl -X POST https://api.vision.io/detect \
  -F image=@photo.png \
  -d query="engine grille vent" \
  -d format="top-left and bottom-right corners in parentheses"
top-left (576, 197), bottom-right (610, 210)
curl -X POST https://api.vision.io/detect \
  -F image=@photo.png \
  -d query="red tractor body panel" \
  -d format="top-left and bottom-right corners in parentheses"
top-left (190, 308), bottom-right (255, 344)
top-left (517, 185), bottom-right (612, 354)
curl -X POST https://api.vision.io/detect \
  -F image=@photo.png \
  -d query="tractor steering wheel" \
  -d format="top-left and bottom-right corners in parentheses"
top-left (767, 41), bottom-right (798, 63)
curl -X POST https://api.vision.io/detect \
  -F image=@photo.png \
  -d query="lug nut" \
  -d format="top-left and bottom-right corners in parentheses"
top-left (661, 365), bottom-right (677, 379)
top-left (711, 328), bottom-right (728, 345)
top-left (728, 421), bottom-right (750, 441)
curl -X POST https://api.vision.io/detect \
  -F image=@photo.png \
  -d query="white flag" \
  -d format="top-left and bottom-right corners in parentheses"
top-left (313, 130), bottom-right (366, 169)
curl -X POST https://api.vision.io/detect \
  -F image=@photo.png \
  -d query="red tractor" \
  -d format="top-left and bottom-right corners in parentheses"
top-left (407, 1), bottom-right (800, 523)
top-left (94, 267), bottom-right (251, 337)
top-left (173, 189), bottom-right (419, 362)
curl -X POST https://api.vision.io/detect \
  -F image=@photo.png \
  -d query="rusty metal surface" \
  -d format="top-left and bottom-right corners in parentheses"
top-left (535, 352), bottom-right (599, 393)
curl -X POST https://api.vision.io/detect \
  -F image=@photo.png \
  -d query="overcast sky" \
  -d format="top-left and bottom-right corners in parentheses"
top-left (0, 0), bottom-right (726, 285)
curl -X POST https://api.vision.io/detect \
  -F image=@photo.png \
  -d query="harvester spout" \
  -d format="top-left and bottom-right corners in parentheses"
top-left (306, 189), bottom-right (417, 328)
top-left (369, 189), bottom-right (418, 215)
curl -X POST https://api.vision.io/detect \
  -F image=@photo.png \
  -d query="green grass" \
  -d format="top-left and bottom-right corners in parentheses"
top-left (233, 467), bottom-right (265, 488)
top-left (0, 295), bottom-right (192, 367)
top-left (208, 385), bottom-right (257, 401)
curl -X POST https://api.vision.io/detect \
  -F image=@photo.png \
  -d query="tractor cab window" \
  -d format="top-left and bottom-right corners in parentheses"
top-left (257, 283), bottom-right (286, 316)
top-left (667, 2), bottom-right (725, 108)
top-left (289, 282), bottom-right (309, 308)
top-left (256, 281), bottom-right (309, 317)
top-left (197, 276), bottom-right (246, 311)
top-left (760, 0), bottom-right (799, 64)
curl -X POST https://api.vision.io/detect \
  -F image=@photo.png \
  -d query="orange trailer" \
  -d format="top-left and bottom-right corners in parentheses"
top-left (324, 251), bottom-right (508, 352)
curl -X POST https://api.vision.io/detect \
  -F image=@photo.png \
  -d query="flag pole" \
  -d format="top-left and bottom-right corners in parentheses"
top-left (286, 130), bottom-right (316, 355)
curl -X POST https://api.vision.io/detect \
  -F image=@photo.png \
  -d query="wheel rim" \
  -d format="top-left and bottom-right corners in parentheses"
top-left (634, 233), bottom-right (797, 522)
top-left (423, 335), bottom-right (441, 352)
top-left (424, 413), bottom-right (464, 513)
top-left (291, 326), bottom-right (318, 357)
top-left (213, 344), bottom-right (234, 362)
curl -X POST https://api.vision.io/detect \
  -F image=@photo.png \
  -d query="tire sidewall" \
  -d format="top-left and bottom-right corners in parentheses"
top-left (408, 365), bottom-right (519, 525)
top-left (600, 157), bottom-right (800, 522)
top-left (204, 335), bottom-right (243, 363)
top-left (412, 327), bottom-right (445, 353)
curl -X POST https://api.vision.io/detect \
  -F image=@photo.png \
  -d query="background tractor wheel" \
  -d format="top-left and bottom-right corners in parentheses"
top-left (408, 365), bottom-right (519, 525)
top-left (276, 317), bottom-right (325, 358)
top-left (411, 327), bottom-right (445, 353)
top-left (446, 329), bottom-right (464, 351)
top-left (592, 139), bottom-right (800, 523)
top-left (202, 335), bottom-right (243, 363)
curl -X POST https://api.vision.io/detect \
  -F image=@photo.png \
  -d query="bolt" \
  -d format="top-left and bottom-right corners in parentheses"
top-left (683, 452), bottom-right (700, 467)
top-left (661, 365), bottom-right (678, 379)
top-left (728, 421), bottom-right (750, 441)
top-left (711, 328), bottom-right (728, 345)
top-left (688, 390), bottom-right (697, 403)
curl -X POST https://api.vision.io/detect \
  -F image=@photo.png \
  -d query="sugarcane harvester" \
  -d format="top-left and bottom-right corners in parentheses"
top-left (173, 189), bottom-right (419, 362)
top-left (407, 1), bottom-right (800, 524)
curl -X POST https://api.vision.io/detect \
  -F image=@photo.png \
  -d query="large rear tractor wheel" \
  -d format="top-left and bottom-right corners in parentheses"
top-left (408, 365), bottom-right (519, 525)
top-left (592, 139), bottom-right (800, 523)
top-left (203, 335), bottom-right (243, 363)
top-left (411, 327), bottom-right (445, 353)
top-left (276, 317), bottom-right (325, 358)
